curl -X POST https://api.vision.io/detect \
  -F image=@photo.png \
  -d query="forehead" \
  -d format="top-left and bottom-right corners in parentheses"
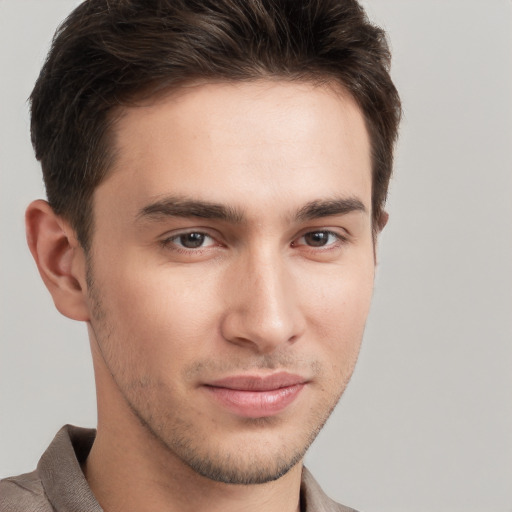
top-left (98, 80), bottom-right (372, 220)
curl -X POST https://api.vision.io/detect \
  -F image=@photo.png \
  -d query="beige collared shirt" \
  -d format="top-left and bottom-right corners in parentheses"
top-left (0, 425), bottom-right (357, 512)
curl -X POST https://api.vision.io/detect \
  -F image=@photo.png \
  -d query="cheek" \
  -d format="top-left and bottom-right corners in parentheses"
top-left (298, 258), bottom-right (374, 358)
top-left (90, 239), bottom-right (375, 379)
top-left (91, 258), bottom-right (222, 373)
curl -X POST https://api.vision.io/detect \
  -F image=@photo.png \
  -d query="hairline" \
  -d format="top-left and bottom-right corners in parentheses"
top-left (81, 74), bottom-right (379, 251)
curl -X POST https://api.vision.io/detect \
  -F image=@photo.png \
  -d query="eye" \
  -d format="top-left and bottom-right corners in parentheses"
top-left (163, 232), bottom-right (216, 250)
top-left (293, 230), bottom-right (344, 248)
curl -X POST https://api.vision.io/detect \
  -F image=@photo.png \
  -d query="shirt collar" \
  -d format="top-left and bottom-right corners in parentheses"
top-left (38, 425), bottom-right (353, 512)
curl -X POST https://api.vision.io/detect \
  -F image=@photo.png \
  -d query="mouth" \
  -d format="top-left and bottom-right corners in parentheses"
top-left (202, 372), bottom-right (308, 418)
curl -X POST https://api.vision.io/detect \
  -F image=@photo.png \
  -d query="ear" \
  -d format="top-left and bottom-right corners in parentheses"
top-left (26, 200), bottom-right (90, 322)
top-left (377, 210), bottom-right (389, 232)
top-left (373, 210), bottom-right (389, 263)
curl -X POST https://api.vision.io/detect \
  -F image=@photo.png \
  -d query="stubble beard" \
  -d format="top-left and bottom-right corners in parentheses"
top-left (86, 264), bottom-right (353, 486)
top-left (120, 378), bottom-right (345, 485)
top-left (130, 389), bottom-right (343, 485)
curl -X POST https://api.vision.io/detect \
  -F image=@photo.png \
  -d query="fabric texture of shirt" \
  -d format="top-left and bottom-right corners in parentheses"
top-left (0, 425), bottom-right (358, 512)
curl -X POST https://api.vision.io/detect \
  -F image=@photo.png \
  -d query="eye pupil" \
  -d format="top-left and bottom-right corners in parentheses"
top-left (180, 233), bottom-right (205, 248)
top-left (304, 231), bottom-right (329, 247)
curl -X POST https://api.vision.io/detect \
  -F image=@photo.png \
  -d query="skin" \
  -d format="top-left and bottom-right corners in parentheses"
top-left (26, 80), bottom-right (380, 512)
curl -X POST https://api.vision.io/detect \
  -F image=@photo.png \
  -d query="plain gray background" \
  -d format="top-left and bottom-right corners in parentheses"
top-left (1, 1), bottom-right (511, 511)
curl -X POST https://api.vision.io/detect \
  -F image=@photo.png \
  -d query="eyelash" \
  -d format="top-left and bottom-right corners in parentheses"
top-left (160, 232), bottom-right (218, 253)
top-left (160, 229), bottom-right (348, 254)
top-left (292, 230), bottom-right (347, 250)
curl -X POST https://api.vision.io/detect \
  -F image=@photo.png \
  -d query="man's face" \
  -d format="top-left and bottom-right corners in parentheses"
top-left (86, 81), bottom-right (375, 484)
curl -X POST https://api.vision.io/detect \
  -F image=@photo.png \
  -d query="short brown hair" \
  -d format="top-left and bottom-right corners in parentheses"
top-left (30, 0), bottom-right (401, 249)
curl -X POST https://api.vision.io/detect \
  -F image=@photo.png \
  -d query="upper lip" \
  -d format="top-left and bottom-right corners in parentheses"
top-left (205, 372), bottom-right (308, 391)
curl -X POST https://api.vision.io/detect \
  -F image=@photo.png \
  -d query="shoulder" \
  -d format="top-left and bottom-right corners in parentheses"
top-left (301, 467), bottom-right (360, 512)
top-left (0, 471), bottom-right (53, 512)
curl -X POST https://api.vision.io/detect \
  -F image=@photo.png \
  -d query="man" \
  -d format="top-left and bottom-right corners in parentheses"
top-left (0, 0), bottom-right (400, 510)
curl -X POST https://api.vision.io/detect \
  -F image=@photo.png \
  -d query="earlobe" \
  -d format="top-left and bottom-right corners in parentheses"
top-left (25, 200), bottom-right (90, 322)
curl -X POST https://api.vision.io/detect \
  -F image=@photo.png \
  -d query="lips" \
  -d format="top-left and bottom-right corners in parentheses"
top-left (203, 372), bottom-right (307, 418)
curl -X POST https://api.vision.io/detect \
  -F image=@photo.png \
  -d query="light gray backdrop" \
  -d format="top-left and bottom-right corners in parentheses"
top-left (1, 1), bottom-right (511, 511)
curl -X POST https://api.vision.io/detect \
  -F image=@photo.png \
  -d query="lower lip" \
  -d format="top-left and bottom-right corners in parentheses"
top-left (204, 384), bottom-right (305, 418)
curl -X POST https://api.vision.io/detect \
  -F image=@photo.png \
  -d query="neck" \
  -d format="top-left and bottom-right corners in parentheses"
top-left (83, 419), bottom-right (303, 512)
top-left (84, 344), bottom-right (303, 512)
top-left (84, 329), bottom-right (305, 512)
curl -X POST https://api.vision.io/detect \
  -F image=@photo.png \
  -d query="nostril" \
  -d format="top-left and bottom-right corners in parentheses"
top-left (219, 305), bottom-right (305, 354)
top-left (219, 257), bottom-right (305, 352)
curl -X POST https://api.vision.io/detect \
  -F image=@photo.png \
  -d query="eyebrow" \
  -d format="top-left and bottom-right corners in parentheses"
top-left (137, 197), bottom-right (244, 223)
top-left (137, 195), bottom-right (366, 224)
top-left (295, 197), bottom-right (367, 221)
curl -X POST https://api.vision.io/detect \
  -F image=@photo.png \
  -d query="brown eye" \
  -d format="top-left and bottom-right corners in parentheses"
top-left (292, 230), bottom-right (344, 250)
top-left (303, 231), bottom-right (330, 247)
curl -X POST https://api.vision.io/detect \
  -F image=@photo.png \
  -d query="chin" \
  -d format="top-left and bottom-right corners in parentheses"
top-left (142, 401), bottom-right (335, 486)
top-left (170, 435), bottom-right (308, 485)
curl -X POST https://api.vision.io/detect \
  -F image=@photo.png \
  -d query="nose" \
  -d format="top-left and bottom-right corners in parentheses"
top-left (220, 249), bottom-right (306, 354)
